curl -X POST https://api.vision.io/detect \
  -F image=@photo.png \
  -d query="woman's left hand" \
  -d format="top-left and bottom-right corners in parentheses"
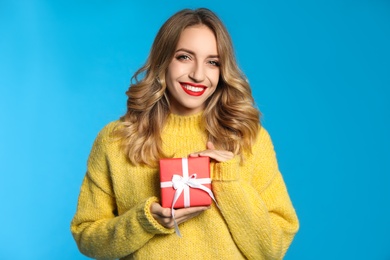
top-left (189, 141), bottom-right (234, 162)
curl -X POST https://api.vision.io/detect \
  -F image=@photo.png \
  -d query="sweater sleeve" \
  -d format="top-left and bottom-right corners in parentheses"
top-left (211, 127), bottom-right (299, 260)
top-left (70, 123), bottom-right (173, 260)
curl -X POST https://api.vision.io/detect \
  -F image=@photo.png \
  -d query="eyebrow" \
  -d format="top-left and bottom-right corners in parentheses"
top-left (175, 48), bottom-right (219, 59)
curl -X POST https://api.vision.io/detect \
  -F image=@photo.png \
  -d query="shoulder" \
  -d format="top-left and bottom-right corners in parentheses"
top-left (88, 120), bottom-right (123, 163)
top-left (95, 120), bottom-right (121, 140)
top-left (257, 125), bottom-right (273, 144)
top-left (99, 120), bottom-right (121, 134)
top-left (90, 120), bottom-right (123, 150)
top-left (252, 125), bottom-right (276, 154)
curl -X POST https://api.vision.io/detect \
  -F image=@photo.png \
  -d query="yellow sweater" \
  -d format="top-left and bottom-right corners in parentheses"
top-left (71, 112), bottom-right (299, 260)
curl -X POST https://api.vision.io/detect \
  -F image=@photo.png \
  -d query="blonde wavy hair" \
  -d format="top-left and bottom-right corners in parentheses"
top-left (116, 8), bottom-right (260, 167)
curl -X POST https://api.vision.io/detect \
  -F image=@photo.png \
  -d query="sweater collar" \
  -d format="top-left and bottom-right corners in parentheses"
top-left (163, 112), bottom-right (204, 135)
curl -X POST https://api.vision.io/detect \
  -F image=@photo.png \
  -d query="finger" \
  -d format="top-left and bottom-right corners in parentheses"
top-left (150, 202), bottom-right (171, 217)
top-left (197, 150), bottom-right (234, 162)
top-left (190, 149), bottom-right (231, 158)
top-left (173, 206), bottom-right (209, 224)
top-left (150, 204), bottom-right (175, 228)
top-left (154, 216), bottom-right (175, 228)
top-left (175, 211), bottom-right (203, 225)
top-left (189, 141), bottom-right (215, 157)
top-left (207, 141), bottom-right (216, 150)
top-left (158, 206), bottom-right (209, 228)
top-left (173, 206), bottom-right (209, 219)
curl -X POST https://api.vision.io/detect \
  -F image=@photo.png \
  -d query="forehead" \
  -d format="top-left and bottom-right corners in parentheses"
top-left (176, 25), bottom-right (218, 54)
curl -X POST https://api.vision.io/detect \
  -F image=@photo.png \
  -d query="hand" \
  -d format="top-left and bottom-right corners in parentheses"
top-left (189, 141), bottom-right (234, 162)
top-left (150, 202), bottom-right (209, 229)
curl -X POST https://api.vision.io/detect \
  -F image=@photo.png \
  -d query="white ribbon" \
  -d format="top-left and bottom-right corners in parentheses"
top-left (160, 158), bottom-right (218, 237)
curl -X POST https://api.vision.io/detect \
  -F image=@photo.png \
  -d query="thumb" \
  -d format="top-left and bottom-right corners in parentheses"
top-left (150, 202), bottom-right (171, 217)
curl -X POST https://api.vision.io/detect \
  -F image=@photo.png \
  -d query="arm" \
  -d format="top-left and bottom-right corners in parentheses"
top-left (70, 124), bottom-right (173, 259)
top-left (198, 127), bottom-right (299, 259)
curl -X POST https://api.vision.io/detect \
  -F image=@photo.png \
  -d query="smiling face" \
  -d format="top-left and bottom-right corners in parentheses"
top-left (165, 25), bottom-right (220, 116)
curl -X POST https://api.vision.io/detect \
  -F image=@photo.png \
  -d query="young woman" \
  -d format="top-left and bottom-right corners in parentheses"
top-left (71, 8), bottom-right (299, 260)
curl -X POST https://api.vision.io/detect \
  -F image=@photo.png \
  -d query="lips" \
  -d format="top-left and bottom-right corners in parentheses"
top-left (180, 82), bottom-right (207, 96)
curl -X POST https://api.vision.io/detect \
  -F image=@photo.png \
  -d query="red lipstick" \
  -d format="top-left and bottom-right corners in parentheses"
top-left (180, 82), bottom-right (207, 96)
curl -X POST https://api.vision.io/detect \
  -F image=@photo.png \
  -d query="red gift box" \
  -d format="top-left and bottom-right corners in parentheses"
top-left (160, 157), bottom-right (213, 209)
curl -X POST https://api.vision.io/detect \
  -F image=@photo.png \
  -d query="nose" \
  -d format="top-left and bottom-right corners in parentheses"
top-left (189, 61), bottom-right (205, 83)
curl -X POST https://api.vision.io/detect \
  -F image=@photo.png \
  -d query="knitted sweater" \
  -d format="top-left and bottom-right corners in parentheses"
top-left (71, 112), bottom-right (299, 260)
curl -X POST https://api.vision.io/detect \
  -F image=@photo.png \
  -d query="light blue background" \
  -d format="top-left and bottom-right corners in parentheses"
top-left (1, 0), bottom-right (389, 259)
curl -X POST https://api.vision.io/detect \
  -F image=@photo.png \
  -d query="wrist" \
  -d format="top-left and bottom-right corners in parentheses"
top-left (211, 156), bottom-right (240, 181)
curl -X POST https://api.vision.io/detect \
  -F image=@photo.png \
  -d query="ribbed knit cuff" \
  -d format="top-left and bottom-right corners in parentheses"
top-left (212, 157), bottom-right (240, 181)
top-left (137, 196), bottom-right (174, 235)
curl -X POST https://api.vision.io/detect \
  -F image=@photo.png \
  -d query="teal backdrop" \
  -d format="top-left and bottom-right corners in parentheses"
top-left (1, 0), bottom-right (389, 259)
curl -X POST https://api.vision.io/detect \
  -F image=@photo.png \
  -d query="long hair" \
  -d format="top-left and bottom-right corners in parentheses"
top-left (116, 8), bottom-right (260, 167)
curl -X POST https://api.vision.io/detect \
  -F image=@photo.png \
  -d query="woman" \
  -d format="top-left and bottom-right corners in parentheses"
top-left (71, 8), bottom-right (299, 260)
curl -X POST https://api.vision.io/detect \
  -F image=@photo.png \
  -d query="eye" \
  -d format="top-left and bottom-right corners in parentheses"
top-left (208, 60), bottom-right (220, 67)
top-left (176, 54), bottom-right (191, 61)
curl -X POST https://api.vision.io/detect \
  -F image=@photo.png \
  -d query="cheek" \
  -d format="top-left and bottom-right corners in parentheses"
top-left (209, 70), bottom-right (220, 86)
top-left (167, 62), bottom-right (187, 79)
top-left (165, 64), bottom-right (174, 81)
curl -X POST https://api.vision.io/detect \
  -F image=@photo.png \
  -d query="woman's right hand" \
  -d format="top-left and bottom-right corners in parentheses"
top-left (150, 202), bottom-right (209, 229)
top-left (189, 141), bottom-right (234, 162)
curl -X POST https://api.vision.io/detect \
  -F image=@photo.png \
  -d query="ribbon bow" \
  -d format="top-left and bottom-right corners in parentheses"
top-left (171, 173), bottom-right (217, 209)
